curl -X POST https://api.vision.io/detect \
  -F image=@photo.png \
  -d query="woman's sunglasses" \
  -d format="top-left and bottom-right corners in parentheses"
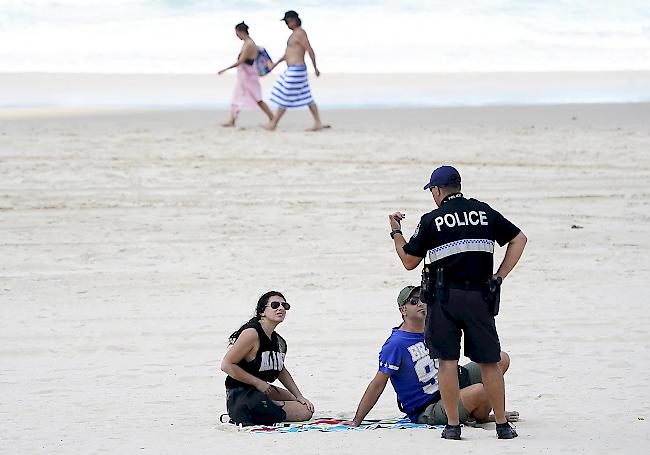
top-left (269, 301), bottom-right (291, 310)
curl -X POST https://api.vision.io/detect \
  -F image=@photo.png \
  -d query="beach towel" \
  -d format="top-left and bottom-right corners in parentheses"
top-left (224, 417), bottom-right (443, 433)
top-left (255, 48), bottom-right (274, 76)
top-left (269, 65), bottom-right (314, 108)
top-left (231, 63), bottom-right (263, 116)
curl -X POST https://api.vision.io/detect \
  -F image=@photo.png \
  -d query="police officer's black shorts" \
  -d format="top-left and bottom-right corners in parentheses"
top-left (425, 288), bottom-right (501, 363)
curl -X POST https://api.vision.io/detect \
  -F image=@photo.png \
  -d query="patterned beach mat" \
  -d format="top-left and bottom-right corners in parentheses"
top-left (237, 417), bottom-right (444, 433)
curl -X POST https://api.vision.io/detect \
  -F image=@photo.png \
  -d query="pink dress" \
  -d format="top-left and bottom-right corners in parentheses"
top-left (231, 62), bottom-right (262, 116)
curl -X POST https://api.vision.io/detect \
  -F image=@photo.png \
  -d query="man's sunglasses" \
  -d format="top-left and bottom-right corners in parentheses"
top-left (269, 301), bottom-right (291, 310)
top-left (407, 296), bottom-right (422, 305)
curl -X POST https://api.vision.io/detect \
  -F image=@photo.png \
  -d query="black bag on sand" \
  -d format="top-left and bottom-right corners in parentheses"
top-left (226, 386), bottom-right (286, 426)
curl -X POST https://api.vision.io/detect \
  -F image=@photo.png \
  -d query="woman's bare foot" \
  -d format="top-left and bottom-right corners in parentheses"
top-left (221, 121), bottom-right (235, 128)
top-left (263, 123), bottom-right (277, 131)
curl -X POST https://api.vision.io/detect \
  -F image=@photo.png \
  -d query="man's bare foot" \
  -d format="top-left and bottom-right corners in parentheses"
top-left (263, 123), bottom-right (277, 131)
top-left (306, 124), bottom-right (331, 131)
top-left (487, 411), bottom-right (519, 423)
top-left (306, 123), bottom-right (332, 132)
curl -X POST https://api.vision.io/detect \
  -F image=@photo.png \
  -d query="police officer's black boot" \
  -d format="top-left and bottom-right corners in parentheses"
top-left (441, 424), bottom-right (461, 440)
top-left (496, 422), bottom-right (518, 439)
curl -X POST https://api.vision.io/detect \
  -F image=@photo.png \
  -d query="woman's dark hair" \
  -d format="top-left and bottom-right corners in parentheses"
top-left (235, 21), bottom-right (249, 34)
top-left (228, 291), bottom-right (285, 344)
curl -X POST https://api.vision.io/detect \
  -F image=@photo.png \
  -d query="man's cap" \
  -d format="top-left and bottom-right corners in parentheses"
top-left (397, 285), bottom-right (420, 307)
top-left (423, 165), bottom-right (461, 190)
top-left (281, 10), bottom-right (299, 21)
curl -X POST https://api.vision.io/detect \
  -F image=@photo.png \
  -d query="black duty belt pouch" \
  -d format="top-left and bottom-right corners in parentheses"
top-left (421, 263), bottom-right (435, 304)
top-left (458, 365), bottom-right (471, 389)
top-left (226, 386), bottom-right (286, 426)
top-left (433, 267), bottom-right (449, 304)
top-left (482, 277), bottom-right (502, 316)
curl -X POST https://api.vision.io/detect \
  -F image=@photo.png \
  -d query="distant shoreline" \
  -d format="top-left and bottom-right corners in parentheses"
top-left (2, 102), bottom-right (649, 129)
top-left (2, 71), bottom-right (649, 111)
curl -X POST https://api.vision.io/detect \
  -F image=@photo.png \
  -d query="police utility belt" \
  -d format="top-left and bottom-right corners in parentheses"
top-left (420, 265), bottom-right (502, 316)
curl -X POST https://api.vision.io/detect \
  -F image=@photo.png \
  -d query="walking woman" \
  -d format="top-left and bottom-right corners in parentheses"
top-left (218, 22), bottom-right (274, 127)
top-left (221, 291), bottom-right (314, 426)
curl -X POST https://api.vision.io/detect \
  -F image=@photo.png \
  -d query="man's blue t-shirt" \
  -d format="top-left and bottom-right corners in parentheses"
top-left (378, 328), bottom-right (440, 421)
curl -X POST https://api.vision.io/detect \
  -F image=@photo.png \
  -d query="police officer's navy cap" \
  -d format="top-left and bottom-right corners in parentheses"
top-left (423, 165), bottom-right (461, 190)
top-left (397, 285), bottom-right (420, 307)
top-left (281, 10), bottom-right (299, 21)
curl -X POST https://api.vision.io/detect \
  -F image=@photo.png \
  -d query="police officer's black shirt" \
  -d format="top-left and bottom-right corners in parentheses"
top-left (403, 193), bottom-right (520, 285)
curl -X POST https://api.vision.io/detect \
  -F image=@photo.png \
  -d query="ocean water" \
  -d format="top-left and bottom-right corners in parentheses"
top-left (1, 72), bottom-right (649, 109)
top-left (1, 1), bottom-right (649, 108)
top-left (0, 1), bottom-right (649, 73)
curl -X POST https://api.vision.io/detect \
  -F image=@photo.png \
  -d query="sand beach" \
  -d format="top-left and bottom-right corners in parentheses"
top-left (1, 101), bottom-right (649, 452)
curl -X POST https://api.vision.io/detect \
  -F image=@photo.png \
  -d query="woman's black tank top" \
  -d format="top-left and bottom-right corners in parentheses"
top-left (225, 321), bottom-right (287, 390)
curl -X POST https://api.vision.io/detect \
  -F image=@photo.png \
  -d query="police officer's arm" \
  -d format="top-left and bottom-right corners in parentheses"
top-left (393, 234), bottom-right (423, 270)
top-left (389, 212), bottom-right (424, 270)
top-left (220, 328), bottom-right (272, 394)
top-left (495, 231), bottom-right (527, 280)
top-left (342, 372), bottom-right (390, 426)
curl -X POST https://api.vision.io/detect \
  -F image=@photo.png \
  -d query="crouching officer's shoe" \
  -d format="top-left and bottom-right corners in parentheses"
top-left (496, 422), bottom-right (518, 439)
top-left (441, 424), bottom-right (462, 440)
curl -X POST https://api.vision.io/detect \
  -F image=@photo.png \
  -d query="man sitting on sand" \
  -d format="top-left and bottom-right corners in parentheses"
top-left (266, 10), bottom-right (326, 132)
top-left (343, 285), bottom-right (519, 430)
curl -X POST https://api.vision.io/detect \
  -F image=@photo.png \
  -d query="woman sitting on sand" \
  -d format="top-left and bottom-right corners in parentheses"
top-left (217, 22), bottom-right (274, 127)
top-left (221, 291), bottom-right (314, 426)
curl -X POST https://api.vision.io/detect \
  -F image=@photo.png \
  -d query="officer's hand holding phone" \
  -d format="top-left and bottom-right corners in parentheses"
top-left (388, 212), bottom-right (405, 230)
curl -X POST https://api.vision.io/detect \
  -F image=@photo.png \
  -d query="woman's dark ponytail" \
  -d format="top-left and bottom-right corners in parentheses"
top-left (228, 291), bottom-right (285, 344)
top-left (235, 21), bottom-right (250, 34)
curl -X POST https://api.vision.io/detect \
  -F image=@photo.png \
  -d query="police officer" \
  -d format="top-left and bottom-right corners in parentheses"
top-left (388, 165), bottom-right (527, 440)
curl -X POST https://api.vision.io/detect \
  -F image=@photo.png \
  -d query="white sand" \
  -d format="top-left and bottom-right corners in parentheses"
top-left (1, 104), bottom-right (649, 453)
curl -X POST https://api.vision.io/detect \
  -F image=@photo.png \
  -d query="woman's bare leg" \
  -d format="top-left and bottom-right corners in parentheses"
top-left (273, 401), bottom-right (314, 421)
top-left (268, 385), bottom-right (314, 422)
top-left (257, 101), bottom-right (274, 121)
top-left (264, 107), bottom-right (286, 131)
top-left (268, 385), bottom-right (296, 401)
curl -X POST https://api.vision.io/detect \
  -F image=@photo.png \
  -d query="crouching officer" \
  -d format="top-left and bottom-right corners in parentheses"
top-left (388, 165), bottom-right (527, 440)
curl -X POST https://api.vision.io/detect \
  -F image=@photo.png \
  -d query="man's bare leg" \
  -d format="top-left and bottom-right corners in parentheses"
top-left (306, 103), bottom-right (324, 131)
top-left (265, 107), bottom-right (287, 131)
top-left (478, 362), bottom-right (507, 424)
top-left (257, 101), bottom-right (274, 121)
top-left (458, 383), bottom-right (491, 422)
top-left (438, 359), bottom-right (461, 425)
top-left (458, 383), bottom-right (519, 423)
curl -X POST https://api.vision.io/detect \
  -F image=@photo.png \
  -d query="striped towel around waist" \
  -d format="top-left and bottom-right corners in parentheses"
top-left (270, 65), bottom-right (314, 108)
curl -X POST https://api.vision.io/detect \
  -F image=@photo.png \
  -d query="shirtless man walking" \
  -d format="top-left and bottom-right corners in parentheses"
top-left (266, 10), bottom-right (326, 131)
